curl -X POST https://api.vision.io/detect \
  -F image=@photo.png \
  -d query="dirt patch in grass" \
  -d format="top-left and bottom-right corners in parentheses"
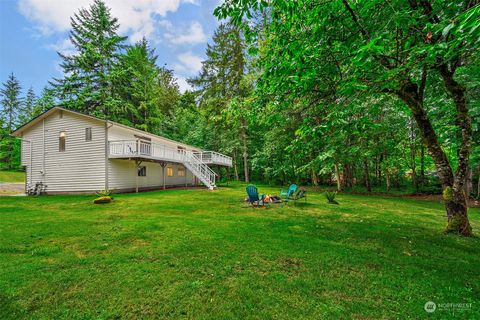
top-left (0, 183), bottom-right (24, 195)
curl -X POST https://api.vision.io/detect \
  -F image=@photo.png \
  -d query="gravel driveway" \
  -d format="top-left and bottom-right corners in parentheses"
top-left (0, 183), bottom-right (25, 195)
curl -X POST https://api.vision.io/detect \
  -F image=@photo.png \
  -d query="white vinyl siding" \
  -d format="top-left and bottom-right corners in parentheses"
top-left (107, 124), bottom-right (195, 190)
top-left (108, 160), bottom-right (193, 190)
top-left (19, 108), bottom-right (200, 193)
top-left (41, 111), bottom-right (106, 192)
top-left (20, 123), bottom-right (44, 186)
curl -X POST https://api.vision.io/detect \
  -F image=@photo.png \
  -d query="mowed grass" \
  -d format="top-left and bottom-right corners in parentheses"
top-left (0, 182), bottom-right (479, 319)
top-left (0, 171), bottom-right (24, 183)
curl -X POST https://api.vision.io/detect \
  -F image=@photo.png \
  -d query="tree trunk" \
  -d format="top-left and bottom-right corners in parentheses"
top-left (334, 162), bottom-right (342, 191)
top-left (363, 158), bottom-right (371, 192)
top-left (343, 164), bottom-right (351, 188)
top-left (311, 169), bottom-right (319, 187)
top-left (440, 65), bottom-right (473, 236)
top-left (385, 168), bottom-right (391, 192)
top-left (240, 118), bottom-right (249, 183)
top-left (410, 118), bottom-right (418, 190)
top-left (397, 73), bottom-right (472, 236)
top-left (233, 150), bottom-right (240, 181)
top-left (377, 154), bottom-right (382, 186)
top-left (477, 166), bottom-right (480, 199)
top-left (464, 167), bottom-right (473, 197)
top-left (351, 163), bottom-right (357, 186)
top-left (420, 144), bottom-right (425, 187)
top-left (412, 166), bottom-right (418, 191)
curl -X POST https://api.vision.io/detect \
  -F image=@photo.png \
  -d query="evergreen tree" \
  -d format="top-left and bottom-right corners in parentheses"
top-left (0, 72), bottom-right (23, 169)
top-left (190, 23), bottom-right (251, 181)
top-left (112, 38), bottom-right (179, 134)
top-left (33, 86), bottom-right (55, 117)
top-left (52, 0), bottom-right (126, 116)
top-left (0, 73), bottom-right (22, 131)
top-left (19, 86), bottom-right (37, 123)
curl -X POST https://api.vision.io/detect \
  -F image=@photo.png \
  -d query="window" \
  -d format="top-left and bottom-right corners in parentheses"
top-left (85, 127), bottom-right (92, 141)
top-left (178, 167), bottom-right (185, 177)
top-left (59, 131), bottom-right (66, 152)
top-left (59, 110), bottom-right (63, 119)
top-left (167, 167), bottom-right (174, 177)
top-left (138, 166), bottom-right (146, 177)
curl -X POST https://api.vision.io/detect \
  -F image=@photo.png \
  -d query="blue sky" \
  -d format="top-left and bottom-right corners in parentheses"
top-left (0, 0), bottom-right (221, 95)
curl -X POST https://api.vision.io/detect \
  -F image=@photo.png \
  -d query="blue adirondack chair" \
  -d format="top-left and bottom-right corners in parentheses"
top-left (246, 184), bottom-right (265, 207)
top-left (280, 184), bottom-right (298, 201)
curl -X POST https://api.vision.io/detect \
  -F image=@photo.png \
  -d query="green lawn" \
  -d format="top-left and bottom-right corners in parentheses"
top-left (0, 170), bottom-right (25, 183)
top-left (1, 183), bottom-right (479, 319)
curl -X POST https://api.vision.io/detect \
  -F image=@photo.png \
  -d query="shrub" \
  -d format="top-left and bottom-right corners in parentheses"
top-left (94, 196), bottom-right (112, 204)
top-left (96, 190), bottom-right (113, 198)
top-left (325, 191), bottom-right (339, 204)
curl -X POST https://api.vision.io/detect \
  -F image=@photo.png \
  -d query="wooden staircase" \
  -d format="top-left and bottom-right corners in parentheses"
top-left (182, 151), bottom-right (217, 190)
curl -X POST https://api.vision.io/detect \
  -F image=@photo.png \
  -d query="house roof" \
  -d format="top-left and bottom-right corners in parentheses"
top-left (11, 106), bottom-right (203, 151)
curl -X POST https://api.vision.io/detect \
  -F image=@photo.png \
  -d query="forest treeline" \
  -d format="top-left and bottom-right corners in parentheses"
top-left (1, 1), bottom-right (479, 233)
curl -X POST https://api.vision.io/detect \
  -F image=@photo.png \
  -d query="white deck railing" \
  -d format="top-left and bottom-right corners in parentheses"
top-left (109, 140), bottom-right (188, 162)
top-left (108, 139), bottom-right (231, 189)
top-left (109, 140), bottom-right (232, 167)
top-left (193, 151), bottom-right (232, 167)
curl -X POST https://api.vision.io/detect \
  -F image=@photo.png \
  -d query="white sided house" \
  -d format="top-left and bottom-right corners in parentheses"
top-left (11, 107), bottom-right (232, 194)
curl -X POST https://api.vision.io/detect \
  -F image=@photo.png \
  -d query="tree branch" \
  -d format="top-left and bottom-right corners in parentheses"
top-left (341, 0), bottom-right (368, 38)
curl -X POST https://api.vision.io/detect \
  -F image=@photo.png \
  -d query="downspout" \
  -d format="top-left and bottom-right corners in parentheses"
top-left (42, 119), bottom-right (45, 182)
top-left (161, 162), bottom-right (166, 190)
top-left (135, 160), bottom-right (139, 193)
top-left (22, 139), bottom-right (32, 193)
top-left (104, 120), bottom-right (113, 190)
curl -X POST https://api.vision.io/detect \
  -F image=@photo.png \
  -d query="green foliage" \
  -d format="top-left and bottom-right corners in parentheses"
top-left (190, 22), bottom-right (253, 181)
top-left (0, 73), bottom-right (23, 169)
top-left (442, 186), bottom-right (453, 201)
top-left (325, 191), bottom-right (338, 204)
top-left (95, 189), bottom-right (112, 197)
top-left (32, 86), bottom-right (55, 118)
top-left (110, 38), bottom-right (179, 135)
top-left (51, 0), bottom-right (127, 116)
top-left (215, 0), bottom-right (479, 230)
top-left (19, 86), bottom-right (36, 124)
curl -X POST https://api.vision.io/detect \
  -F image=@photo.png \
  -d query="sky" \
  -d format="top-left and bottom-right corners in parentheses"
top-left (0, 0), bottom-right (222, 95)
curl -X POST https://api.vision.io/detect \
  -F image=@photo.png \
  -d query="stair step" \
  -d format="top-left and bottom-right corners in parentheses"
top-left (182, 151), bottom-right (216, 190)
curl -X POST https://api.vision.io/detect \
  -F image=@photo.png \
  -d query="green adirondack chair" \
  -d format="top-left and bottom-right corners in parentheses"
top-left (290, 188), bottom-right (307, 203)
top-left (280, 184), bottom-right (298, 201)
top-left (246, 184), bottom-right (265, 207)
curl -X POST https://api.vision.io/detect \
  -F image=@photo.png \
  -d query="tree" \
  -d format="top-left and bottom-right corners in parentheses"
top-left (19, 86), bottom-right (37, 124)
top-left (33, 86), bottom-right (56, 117)
top-left (216, 0), bottom-right (479, 235)
top-left (52, 0), bottom-right (126, 116)
top-left (0, 72), bottom-right (23, 169)
top-left (190, 23), bottom-right (251, 182)
top-left (112, 38), bottom-right (180, 135)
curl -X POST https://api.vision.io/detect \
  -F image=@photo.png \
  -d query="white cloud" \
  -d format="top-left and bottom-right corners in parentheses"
top-left (175, 75), bottom-right (193, 93)
top-left (46, 38), bottom-right (76, 56)
top-left (165, 21), bottom-right (207, 45)
top-left (18, 0), bottom-right (193, 40)
top-left (174, 51), bottom-right (203, 75)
